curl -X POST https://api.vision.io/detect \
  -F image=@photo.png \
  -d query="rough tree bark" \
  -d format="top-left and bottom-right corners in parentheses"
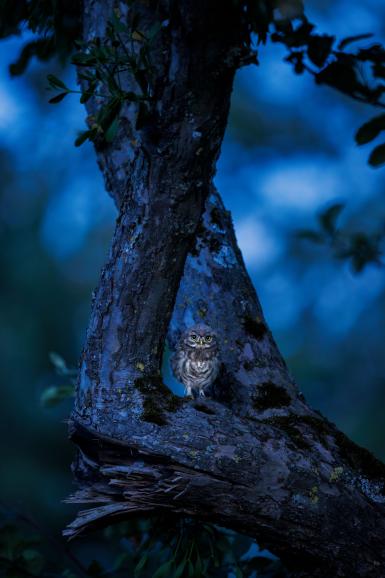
top-left (67, 1), bottom-right (385, 576)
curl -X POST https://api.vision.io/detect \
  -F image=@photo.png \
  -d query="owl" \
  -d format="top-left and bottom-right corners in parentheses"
top-left (171, 324), bottom-right (220, 398)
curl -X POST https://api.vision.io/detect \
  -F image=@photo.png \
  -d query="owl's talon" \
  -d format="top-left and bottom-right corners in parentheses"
top-left (199, 389), bottom-right (206, 398)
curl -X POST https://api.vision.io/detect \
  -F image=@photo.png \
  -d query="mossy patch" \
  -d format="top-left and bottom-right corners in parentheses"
top-left (263, 412), bottom-right (385, 484)
top-left (334, 429), bottom-right (385, 481)
top-left (210, 207), bottom-right (223, 228)
top-left (329, 466), bottom-right (344, 482)
top-left (134, 375), bottom-right (184, 426)
top-left (192, 222), bottom-right (221, 255)
top-left (207, 236), bottom-right (221, 253)
top-left (297, 413), bottom-right (385, 478)
top-left (252, 382), bottom-right (291, 411)
top-left (263, 415), bottom-right (311, 450)
top-left (243, 315), bottom-right (267, 340)
top-left (309, 485), bottom-right (319, 504)
top-left (142, 398), bottom-right (168, 426)
top-left (299, 414), bottom-right (333, 439)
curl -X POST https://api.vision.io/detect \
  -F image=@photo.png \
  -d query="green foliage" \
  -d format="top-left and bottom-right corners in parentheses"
top-left (271, 17), bottom-right (385, 166)
top-left (47, 11), bottom-right (158, 147)
top-left (355, 114), bottom-right (385, 167)
top-left (40, 353), bottom-right (76, 407)
top-left (3, 0), bottom-right (385, 166)
top-left (298, 203), bottom-right (384, 272)
top-left (239, 0), bottom-right (304, 45)
top-left (0, 0), bottom-right (81, 74)
top-left (0, 513), bottom-right (288, 578)
top-left (102, 517), bottom-right (288, 578)
top-left (40, 385), bottom-right (74, 408)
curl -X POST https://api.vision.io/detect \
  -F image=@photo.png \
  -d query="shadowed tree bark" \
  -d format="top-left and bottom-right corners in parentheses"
top-left (66, 1), bottom-right (385, 576)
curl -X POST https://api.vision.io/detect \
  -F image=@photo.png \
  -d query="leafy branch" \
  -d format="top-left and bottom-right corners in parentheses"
top-left (269, 15), bottom-right (385, 166)
top-left (0, 509), bottom-right (287, 578)
top-left (47, 12), bottom-right (160, 147)
top-left (298, 203), bottom-right (384, 272)
top-left (40, 352), bottom-right (76, 408)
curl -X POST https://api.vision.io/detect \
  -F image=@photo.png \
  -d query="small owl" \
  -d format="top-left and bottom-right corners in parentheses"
top-left (171, 324), bottom-right (220, 398)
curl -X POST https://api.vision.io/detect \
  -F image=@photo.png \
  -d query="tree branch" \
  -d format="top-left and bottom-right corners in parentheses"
top-left (67, 1), bottom-right (385, 576)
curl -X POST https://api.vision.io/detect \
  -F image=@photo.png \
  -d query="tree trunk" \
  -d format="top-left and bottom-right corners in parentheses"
top-left (67, 1), bottom-right (385, 576)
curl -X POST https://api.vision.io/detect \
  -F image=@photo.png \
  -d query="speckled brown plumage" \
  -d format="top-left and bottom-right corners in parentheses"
top-left (171, 324), bottom-right (220, 397)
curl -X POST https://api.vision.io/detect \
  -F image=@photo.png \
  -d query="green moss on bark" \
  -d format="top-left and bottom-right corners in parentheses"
top-left (134, 375), bottom-right (185, 426)
top-left (252, 382), bottom-right (291, 411)
top-left (243, 315), bottom-right (267, 340)
top-left (264, 415), bottom-right (311, 450)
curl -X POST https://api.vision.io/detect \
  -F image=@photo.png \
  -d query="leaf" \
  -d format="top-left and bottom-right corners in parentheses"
top-left (40, 385), bottom-right (75, 407)
top-left (234, 565), bottom-right (244, 578)
top-left (173, 557), bottom-right (187, 578)
top-left (75, 130), bottom-right (92, 147)
top-left (105, 117), bottom-right (119, 142)
top-left (297, 230), bottom-right (324, 243)
top-left (347, 233), bottom-right (381, 272)
top-left (21, 549), bottom-right (44, 575)
top-left (368, 143), bottom-right (385, 167)
top-left (48, 92), bottom-right (68, 104)
top-left (195, 551), bottom-right (202, 575)
top-left (112, 552), bottom-right (129, 571)
top-left (307, 34), bottom-right (334, 68)
top-left (152, 559), bottom-right (174, 578)
top-left (111, 13), bottom-right (128, 33)
top-left (373, 63), bottom-right (385, 80)
top-left (71, 53), bottom-right (97, 66)
top-left (47, 74), bottom-right (67, 90)
top-left (134, 552), bottom-right (148, 576)
top-left (355, 114), bottom-right (385, 145)
top-left (80, 91), bottom-right (93, 104)
top-left (319, 203), bottom-right (345, 234)
top-left (316, 60), bottom-right (359, 95)
top-left (132, 30), bottom-right (146, 42)
top-left (338, 33), bottom-right (373, 51)
top-left (49, 351), bottom-right (67, 374)
top-left (147, 21), bottom-right (162, 42)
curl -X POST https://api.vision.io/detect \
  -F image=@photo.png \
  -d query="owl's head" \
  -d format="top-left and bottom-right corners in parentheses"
top-left (183, 324), bottom-right (217, 349)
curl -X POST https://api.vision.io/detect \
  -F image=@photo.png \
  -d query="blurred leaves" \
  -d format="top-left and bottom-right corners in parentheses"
top-left (110, 517), bottom-right (288, 578)
top-left (319, 203), bottom-right (345, 235)
top-left (49, 352), bottom-right (76, 377)
top-left (0, 523), bottom-right (49, 577)
top-left (40, 353), bottom-right (76, 407)
top-left (0, 0), bottom-right (81, 74)
top-left (298, 203), bottom-right (384, 273)
top-left (0, 514), bottom-right (288, 578)
top-left (40, 385), bottom-right (74, 408)
top-left (355, 114), bottom-right (385, 145)
top-left (271, 16), bottom-right (385, 168)
top-left (356, 114), bottom-right (385, 166)
top-left (3, 0), bottom-right (385, 168)
top-left (368, 143), bottom-right (385, 167)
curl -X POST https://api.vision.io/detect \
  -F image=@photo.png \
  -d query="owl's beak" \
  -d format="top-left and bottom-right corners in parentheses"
top-left (198, 337), bottom-right (204, 345)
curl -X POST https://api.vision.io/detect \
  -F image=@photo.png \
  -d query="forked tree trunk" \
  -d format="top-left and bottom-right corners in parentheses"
top-left (67, 1), bottom-right (385, 576)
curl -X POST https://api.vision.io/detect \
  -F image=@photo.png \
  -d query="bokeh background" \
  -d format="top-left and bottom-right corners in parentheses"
top-left (1, 0), bottom-right (385, 562)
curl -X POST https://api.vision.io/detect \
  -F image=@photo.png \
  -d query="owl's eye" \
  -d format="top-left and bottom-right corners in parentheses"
top-left (205, 335), bottom-right (212, 342)
top-left (191, 334), bottom-right (197, 341)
